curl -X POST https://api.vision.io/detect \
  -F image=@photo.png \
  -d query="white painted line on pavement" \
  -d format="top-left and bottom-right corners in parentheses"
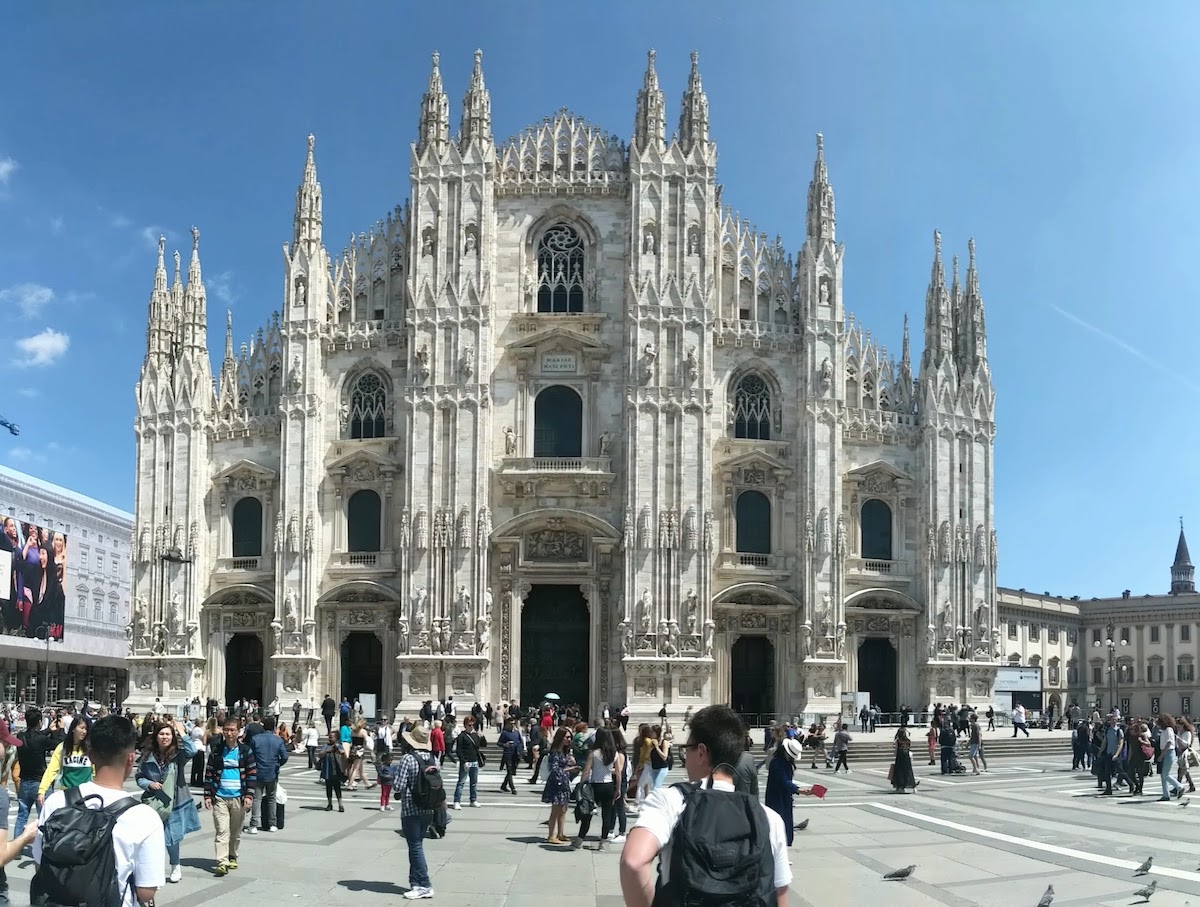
top-left (869, 801), bottom-right (1200, 882)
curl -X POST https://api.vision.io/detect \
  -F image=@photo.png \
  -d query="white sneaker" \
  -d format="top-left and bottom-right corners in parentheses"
top-left (403, 887), bottom-right (434, 900)
top-left (452, 803), bottom-right (462, 810)
top-left (246, 826), bottom-right (258, 835)
top-left (469, 801), bottom-right (481, 808)
top-left (610, 834), bottom-right (627, 843)
top-left (168, 864), bottom-right (182, 883)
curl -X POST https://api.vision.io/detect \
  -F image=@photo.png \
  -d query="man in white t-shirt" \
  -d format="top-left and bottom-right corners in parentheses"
top-left (33, 715), bottom-right (164, 907)
top-left (620, 704), bottom-right (791, 907)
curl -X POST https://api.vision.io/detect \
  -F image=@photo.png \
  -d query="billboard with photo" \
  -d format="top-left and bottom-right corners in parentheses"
top-left (0, 518), bottom-right (66, 641)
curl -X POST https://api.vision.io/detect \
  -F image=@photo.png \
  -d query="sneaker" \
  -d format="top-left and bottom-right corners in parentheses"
top-left (228, 860), bottom-right (238, 870)
top-left (214, 862), bottom-right (230, 877)
top-left (610, 833), bottom-right (627, 843)
top-left (169, 865), bottom-right (182, 883)
top-left (263, 826), bottom-right (274, 833)
top-left (403, 887), bottom-right (434, 900)
top-left (469, 801), bottom-right (481, 808)
top-left (597, 840), bottom-right (609, 852)
top-left (246, 826), bottom-right (259, 835)
top-left (453, 803), bottom-right (462, 810)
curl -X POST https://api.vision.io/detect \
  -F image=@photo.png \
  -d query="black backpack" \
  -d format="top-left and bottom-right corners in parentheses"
top-left (31, 789), bottom-right (142, 907)
top-left (410, 751), bottom-right (446, 811)
top-left (654, 782), bottom-right (775, 907)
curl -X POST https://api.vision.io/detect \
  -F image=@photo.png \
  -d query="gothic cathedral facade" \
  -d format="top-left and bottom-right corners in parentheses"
top-left (126, 51), bottom-right (999, 719)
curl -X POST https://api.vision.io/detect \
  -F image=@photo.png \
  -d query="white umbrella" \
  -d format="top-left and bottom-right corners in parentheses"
top-left (544, 693), bottom-right (561, 701)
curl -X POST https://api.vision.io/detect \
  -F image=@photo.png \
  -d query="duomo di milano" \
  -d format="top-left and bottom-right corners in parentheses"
top-left (125, 50), bottom-right (997, 719)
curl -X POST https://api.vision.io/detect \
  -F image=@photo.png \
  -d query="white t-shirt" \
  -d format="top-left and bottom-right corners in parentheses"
top-left (34, 781), bottom-right (166, 907)
top-left (633, 778), bottom-right (792, 891)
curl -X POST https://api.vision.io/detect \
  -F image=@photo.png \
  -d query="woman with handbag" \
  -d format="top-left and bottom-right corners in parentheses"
top-left (1176, 717), bottom-right (1198, 793)
top-left (136, 719), bottom-right (201, 884)
top-left (571, 728), bottom-right (623, 851)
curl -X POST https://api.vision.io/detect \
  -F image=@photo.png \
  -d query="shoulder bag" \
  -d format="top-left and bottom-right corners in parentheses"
top-left (141, 761), bottom-right (177, 823)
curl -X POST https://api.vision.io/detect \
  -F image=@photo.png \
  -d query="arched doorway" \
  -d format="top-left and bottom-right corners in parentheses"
top-left (225, 634), bottom-right (264, 707)
top-left (520, 584), bottom-right (589, 714)
top-left (341, 631), bottom-right (383, 715)
top-left (730, 636), bottom-right (775, 723)
top-left (533, 387), bottom-right (583, 458)
top-left (857, 637), bottom-right (897, 713)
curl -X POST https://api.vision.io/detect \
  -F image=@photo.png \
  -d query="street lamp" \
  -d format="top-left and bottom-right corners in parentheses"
top-left (1093, 622), bottom-right (1128, 713)
top-left (34, 622), bottom-right (56, 705)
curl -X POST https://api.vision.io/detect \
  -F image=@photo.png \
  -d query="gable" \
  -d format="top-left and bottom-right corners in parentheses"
top-left (719, 449), bottom-right (792, 483)
top-left (212, 459), bottom-right (278, 491)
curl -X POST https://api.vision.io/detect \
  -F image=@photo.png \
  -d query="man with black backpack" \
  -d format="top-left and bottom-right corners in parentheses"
top-left (32, 715), bottom-right (164, 907)
top-left (619, 705), bottom-right (790, 907)
top-left (394, 724), bottom-right (444, 900)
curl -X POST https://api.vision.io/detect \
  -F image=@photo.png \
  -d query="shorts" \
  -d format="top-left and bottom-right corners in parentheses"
top-left (968, 744), bottom-right (980, 758)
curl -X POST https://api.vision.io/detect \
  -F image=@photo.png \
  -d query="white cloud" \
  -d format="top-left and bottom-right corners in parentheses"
top-left (0, 157), bottom-right (17, 187)
top-left (49, 215), bottom-right (64, 234)
top-left (139, 226), bottom-right (166, 251)
top-left (16, 387), bottom-right (38, 398)
top-left (16, 328), bottom-right (70, 367)
top-left (208, 270), bottom-right (237, 304)
top-left (0, 282), bottom-right (55, 318)
top-left (5, 446), bottom-right (33, 462)
top-left (111, 213), bottom-right (132, 229)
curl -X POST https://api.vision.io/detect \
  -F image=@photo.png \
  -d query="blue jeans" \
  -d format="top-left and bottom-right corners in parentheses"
top-left (167, 841), bottom-right (180, 865)
top-left (454, 763), bottom-right (478, 804)
top-left (1162, 751), bottom-right (1185, 798)
top-left (401, 813), bottom-right (434, 889)
top-left (14, 779), bottom-right (40, 838)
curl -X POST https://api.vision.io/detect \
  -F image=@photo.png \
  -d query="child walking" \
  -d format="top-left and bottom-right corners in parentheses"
top-left (377, 752), bottom-right (397, 811)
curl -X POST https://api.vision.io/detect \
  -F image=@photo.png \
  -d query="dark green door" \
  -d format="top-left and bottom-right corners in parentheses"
top-left (520, 584), bottom-right (590, 714)
top-left (225, 633), bottom-right (264, 708)
top-left (341, 631), bottom-right (383, 712)
top-left (857, 637), bottom-right (897, 713)
top-left (730, 636), bottom-right (775, 722)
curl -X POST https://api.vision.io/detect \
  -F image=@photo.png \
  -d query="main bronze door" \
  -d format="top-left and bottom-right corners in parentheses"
top-left (730, 636), bottom-right (775, 724)
top-left (225, 633), bottom-right (264, 707)
top-left (520, 584), bottom-right (589, 714)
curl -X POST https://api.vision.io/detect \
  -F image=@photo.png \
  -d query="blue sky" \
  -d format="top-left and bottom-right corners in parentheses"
top-left (1, 3), bottom-right (1196, 598)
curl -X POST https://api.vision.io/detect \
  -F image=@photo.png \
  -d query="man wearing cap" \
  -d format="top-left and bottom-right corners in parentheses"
top-left (394, 724), bottom-right (437, 900)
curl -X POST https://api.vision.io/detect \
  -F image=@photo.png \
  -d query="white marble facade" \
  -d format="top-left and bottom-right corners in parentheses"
top-left (125, 50), bottom-right (998, 719)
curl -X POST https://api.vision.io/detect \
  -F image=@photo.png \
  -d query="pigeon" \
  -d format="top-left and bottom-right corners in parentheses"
top-left (1036, 884), bottom-right (1054, 907)
top-left (1134, 856), bottom-right (1153, 876)
top-left (1133, 880), bottom-right (1157, 900)
top-left (795, 819), bottom-right (809, 831)
top-left (883, 865), bottom-right (916, 881)
top-left (1181, 798), bottom-right (1191, 808)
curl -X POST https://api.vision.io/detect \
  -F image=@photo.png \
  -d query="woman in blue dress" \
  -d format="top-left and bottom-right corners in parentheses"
top-left (540, 727), bottom-right (576, 845)
top-left (136, 719), bottom-right (201, 884)
top-left (764, 738), bottom-right (809, 846)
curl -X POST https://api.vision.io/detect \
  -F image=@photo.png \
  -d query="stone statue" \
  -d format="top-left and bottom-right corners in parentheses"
top-left (927, 626), bottom-right (937, 659)
top-left (168, 594), bottom-right (181, 634)
top-left (438, 622), bottom-right (452, 655)
top-left (687, 229), bottom-right (700, 256)
top-left (643, 342), bottom-right (657, 364)
top-left (460, 345), bottom-right (475, 379)
top-left (421, 231), bottom-right (435, 257)
top-left (397, 617), bottom-right (410, 654)
top-left (686, 346), bottom-right (699, 381)
top-left (818, 594), bottom-right (832, 639)
top-left (835, 625), bottom-right (846, 660)
top-left (800, 624), bottom-right (812, 660)
top-left (286, 513), bottom-right (298, 554)
top-left (661, 622), bottom-right (679, 657)
top-left (476, 616), bottom-right (490, 655)
top-left (271, 620), bottom-right (283, 653)
top-left (304, 513), bottom-right (314, 554)
top-left (817, 508), bottom-right (830, 556)
top-left (703, 510), bottom-right (714, 552)
top-left (430, 621), bottom-right (443, 654)
top-left (939, 602), bottom-right (953, 640)
top-left (456, 587), bottom-right (471, 632)
top-left (414, 509), bottom-right (428, 550)
top-left (620, 621), bottom-right (633, 657)
top-left (991, 627), bottom-right (1001, 658)
top-left (702, 620), bottom-right (714, 657)
top-left (284, 590), bottom-right (298, 632)
top-left (683, 590), bottom-right (699, 635)
top-left (339, 402), bottom-right (349, 433)
top-left (503, 426), bottom-right (517, 455)
top-left (819, 278), bottom-right (830, 306)
top-left (124, 623), bottom-right (134, 655)
top-left (642, 228), bottom-right (656, 254)
top-left (835, 515), bottom-right (846, 557)
top-left (622, 509), bottom-right (634, 549)
top-left (415, 345), bottom-right (430, 383)
top-left (464, 230), bottom-right (477, 254)
top-left (804, 513), bottom-right (815, 553)
top-left (637, 590), bottom-right (652, 633)
top-left (598, 432), bottom-right (611, 457)
top-left (819, 358), bottom-right (833, 394)
top-left (412, 587), bottom-right (428, 632)
top-left (287, 356), bottom-right (302, 394)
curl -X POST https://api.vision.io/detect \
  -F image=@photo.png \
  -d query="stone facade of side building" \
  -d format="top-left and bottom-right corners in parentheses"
top-left (997, 527), bottom-right (1200, 720)
top-left (124, 50), bottom-right (998, 720)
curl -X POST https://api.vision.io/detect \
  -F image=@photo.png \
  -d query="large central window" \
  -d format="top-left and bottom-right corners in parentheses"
top-left (533, 385), bottom-right (583, 457)
top-left (348, 373), bottom-right (388, 440)
top-left (733, 374), bottom-right (771, 440)
top-left (537, 224), bottom-right (586, 313)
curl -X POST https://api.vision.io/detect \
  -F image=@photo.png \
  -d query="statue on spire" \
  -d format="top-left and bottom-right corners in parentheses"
top-left (191, 225), bottom-right (200, 249)
top-left (634, 48), bottom-right (665, 153)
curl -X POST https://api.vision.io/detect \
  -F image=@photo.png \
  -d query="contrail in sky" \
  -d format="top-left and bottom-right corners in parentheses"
top-left (1048, 303), bottom-right (1200, 394)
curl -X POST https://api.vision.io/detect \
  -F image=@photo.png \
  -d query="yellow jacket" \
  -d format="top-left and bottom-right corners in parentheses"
top-left (38, 743), bottom-right (95, 797)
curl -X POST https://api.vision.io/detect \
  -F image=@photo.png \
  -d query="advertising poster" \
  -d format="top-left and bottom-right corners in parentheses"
top-left (0, 517), bottom-right (66, 641)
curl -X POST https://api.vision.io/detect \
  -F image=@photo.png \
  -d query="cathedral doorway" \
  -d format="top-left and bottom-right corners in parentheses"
top-left (857, 637), bottom-right (897, 713)
top-left (341, 632), bottom-right (383, 714)
top-left (520, 584), bottom-right (589, 714)
top-left (225, 634), bottom-right (263, 708)
top-left (730, 636), bottom-right (775, 723)
top-left (533, 387), bottom-right (582, 458)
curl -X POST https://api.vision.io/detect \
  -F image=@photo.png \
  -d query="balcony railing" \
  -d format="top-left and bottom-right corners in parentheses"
top-left (331, 550), bottom-right (396, 572)
top-left (848, 557), bottom-right (906, 576)
top-left (500, 456), bottom-right (612, 473)
top-left (217, 556), bottom-right (265, 573)
top-left (738, 554), bottom-right (770, 568)
top-left (346, 552), bottom-right (377, 567)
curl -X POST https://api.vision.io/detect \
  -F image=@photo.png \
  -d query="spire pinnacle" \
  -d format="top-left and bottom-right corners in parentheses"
top-left (224, 309), bottom-right (234, 362)
top-left (459, 49), bottom-right (493, 148)
top-left (187, 225), bottom-right (202, 285)
top-left (678, 50), bottom-right (710, 153)
top-left (921, 229), bottom-right (952, 375)
top-left (962, 236), bottom-right (987, 366)
top-left (1173, 521), bottom-right (1195, 594)
top-left (418, 51), bottom-right (450, 153)
top-left (293, 133), bottom-right (323, 248)
top-left (806, 133), bottom-right (835, 243)
top-left (901, 313), bottom-right (911, 367)
top-left (634, 49), bottom-right (665, 153)
top-left (154, 235), bottom-right (167, 292)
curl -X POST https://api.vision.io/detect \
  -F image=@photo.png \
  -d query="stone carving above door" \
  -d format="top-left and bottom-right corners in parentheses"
top-left (523, 529), bottom-right (586, 562)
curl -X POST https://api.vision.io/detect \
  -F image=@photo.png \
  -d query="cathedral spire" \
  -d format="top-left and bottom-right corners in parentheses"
top-left (634, 49), bottom-right (665, 153)
top-left (1173, 519), bottom-right (1195, 595)
top-left (182, 226), bottom-right (207, 357)
top-left (145, 235), bottom-right (171, 363)
top-left (223, 309), bottom-right (234, 363)
top-left (293, 133), bottom-right (323, 249)
top-left (677, 51), bottom-right (709, 153)
top-left (921, 229), bottom-right (952, 374)
top-left (417, 51), bottom-right (450, 154)
top-left (459, 49), bottom-right (492, 149)
top-left (218, 310), bottom-right (237, 411)
top-left (961, 237), bottom-right (988, 367)
top-left (901, 312), bottom-right (911, 369)
top-left (806, 133), bottom-right (835, 243)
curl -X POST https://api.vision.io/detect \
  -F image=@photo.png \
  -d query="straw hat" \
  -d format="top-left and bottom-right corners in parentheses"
top-left (402, 724), bottom-right (432, 751)
top-left (781, 737), bottom-right (805, 762)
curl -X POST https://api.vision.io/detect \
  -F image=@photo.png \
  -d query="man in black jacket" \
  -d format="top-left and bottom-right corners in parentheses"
top-left (13, 708), bottom-right (61, 839)
top-left (320, 695), bottom-right (337, 735)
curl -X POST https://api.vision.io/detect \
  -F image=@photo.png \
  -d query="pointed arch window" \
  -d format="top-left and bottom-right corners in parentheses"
top-left (231, 497), bottom-right (263, 558)
top-left (348, 373), bottom-right (388, 440)
top-left (537, 224), bottom-right (585, 313)
top-left (860, 500), bottom-right (893, 561)
top-left (732, 374), bottom-right (771, 440)
top-left (735, 491), bottom-right (771, 555)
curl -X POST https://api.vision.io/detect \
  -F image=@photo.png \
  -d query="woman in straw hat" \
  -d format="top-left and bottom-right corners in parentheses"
top-left (396, 723), bottom-right (440, 898)
top-left (764, 736), bottom-right (815, 847)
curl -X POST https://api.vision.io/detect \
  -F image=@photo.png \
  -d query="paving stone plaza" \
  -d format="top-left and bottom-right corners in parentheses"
top-left (7, 730), bottom-right (1200, 905)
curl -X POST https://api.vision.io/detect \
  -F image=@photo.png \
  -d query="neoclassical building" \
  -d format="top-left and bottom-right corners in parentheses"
top-left (125, 50), bottom-right (999, 719)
